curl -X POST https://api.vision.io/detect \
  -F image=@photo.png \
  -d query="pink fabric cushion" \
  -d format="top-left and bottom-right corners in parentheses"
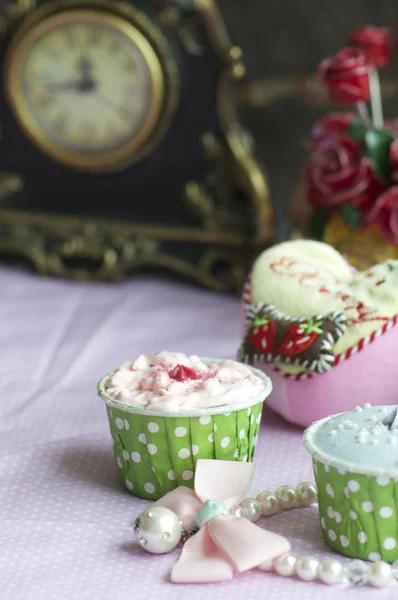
top-left (257, 322), bottom-right (398, 427)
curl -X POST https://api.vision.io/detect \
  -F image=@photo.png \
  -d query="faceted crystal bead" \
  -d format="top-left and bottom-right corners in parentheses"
top-left (391, 560), bottom-right (398, 580)
top-left (344, 560), bottom-right (368, 586)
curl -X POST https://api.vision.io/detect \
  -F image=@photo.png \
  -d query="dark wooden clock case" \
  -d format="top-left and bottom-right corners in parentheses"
top-left (0, 0), bottom-right (272, 291)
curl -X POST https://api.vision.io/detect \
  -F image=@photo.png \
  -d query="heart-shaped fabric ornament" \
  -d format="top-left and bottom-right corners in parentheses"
top-left (238, 303), bottom-right (347, 373)
top-left (240, 240), bottom-right (398, 427)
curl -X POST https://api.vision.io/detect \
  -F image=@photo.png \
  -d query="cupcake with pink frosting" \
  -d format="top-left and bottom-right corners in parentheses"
top-left (98, 351), bottom-right (271, 500)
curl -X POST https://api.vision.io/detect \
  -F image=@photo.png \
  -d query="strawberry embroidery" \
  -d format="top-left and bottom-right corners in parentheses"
top-left (277, 319), bottom-right (323, 356)
top-left (237, 303), bottom-right (347, 374)
top-left (249, 316), bottom-right (277, 354)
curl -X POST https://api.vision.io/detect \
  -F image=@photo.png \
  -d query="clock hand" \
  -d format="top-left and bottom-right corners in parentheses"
top-left (93, 92), bottom-right (132, 122)
top-left (44, 80), bottom-right (81, 92)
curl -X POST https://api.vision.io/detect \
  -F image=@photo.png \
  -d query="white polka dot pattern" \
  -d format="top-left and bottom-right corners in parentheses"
top-left (1, 270), bottom-right (392, 600)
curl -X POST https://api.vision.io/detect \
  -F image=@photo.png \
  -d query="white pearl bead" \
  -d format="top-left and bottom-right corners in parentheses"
top-left (259, 558), bottom-right (274, 571)
top-left (275, 485), bottom-right (297, 510)
top-left (256, 491), bottom-right (278, 516)
top-left (318, 559), bottom-right (343, 584)
top-left (239, 498), bottom-right (262, 522)
top-left (296, 482), bottom-right (317, 507)
top-left (296, 555), bottom-right (319, 581)
top-left (134, 507), bottom-right (182, 554)
top-left (230, 505), bottom-right (248, 519)
top-left (273, 552), bottom-right (297, 577)
top-left (368, 561), bottom-right (392, 587)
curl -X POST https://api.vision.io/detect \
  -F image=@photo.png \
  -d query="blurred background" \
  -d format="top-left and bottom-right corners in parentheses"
top-left (220, 0), bottom-right (398, 237)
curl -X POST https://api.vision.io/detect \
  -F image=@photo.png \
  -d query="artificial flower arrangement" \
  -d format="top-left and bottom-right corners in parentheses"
top-left (306, 26), bottom-right (398, 269)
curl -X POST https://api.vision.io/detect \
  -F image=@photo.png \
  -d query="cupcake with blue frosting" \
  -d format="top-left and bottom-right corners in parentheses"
top-left (304, 404), bottom-right (398, 563)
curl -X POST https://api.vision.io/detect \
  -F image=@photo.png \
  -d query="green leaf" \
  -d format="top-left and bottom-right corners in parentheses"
top-left (346, 118), bottom-right (366, 142)
top-left (364, 128), bottom-right (395, 184)
top-left (309, 207), bottom-right (330, 240)
top-left (339, 204), bottom-right (364, 229)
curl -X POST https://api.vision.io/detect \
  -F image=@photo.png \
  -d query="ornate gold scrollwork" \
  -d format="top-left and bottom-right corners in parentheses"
top-left (0, 0), bottom-right (273, 292)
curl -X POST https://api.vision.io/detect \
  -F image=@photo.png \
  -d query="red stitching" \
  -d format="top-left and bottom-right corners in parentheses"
top-left (242, 274), bottom-right (398, 380)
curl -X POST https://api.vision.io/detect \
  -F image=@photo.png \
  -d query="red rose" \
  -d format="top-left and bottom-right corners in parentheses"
top-left (312, 113), bottom-right (354, 142)
top-left (365, 186), bottom-right (398, 241)
top-left (390, 138), bottom-right (398, 180)
top-left (349, 26), bottom-right (391, 68)
top-left (307, 135), bottom-right (384, 210)
top-left (317, 47), bottom-right (370, 104)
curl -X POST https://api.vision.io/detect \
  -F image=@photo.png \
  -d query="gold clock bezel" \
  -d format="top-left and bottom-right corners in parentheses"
top-left (4, 2), bottom-right (179, 173)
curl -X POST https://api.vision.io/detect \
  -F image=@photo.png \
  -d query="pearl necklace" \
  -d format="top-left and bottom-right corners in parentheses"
top-left (134, 481), bottom-right (396, 588)
top-left (236, 482), bottom-right (395, 588)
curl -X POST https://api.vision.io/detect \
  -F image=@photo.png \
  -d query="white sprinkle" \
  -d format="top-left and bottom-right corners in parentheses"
top-left (343, 420), bottom-right (353, 429)
top-left (329, 430), bottom-right (337, 436)
top-left (355, 405), bottom-right (363, 412)
top-left (364, 403), bottom-right (371, 409)
top-left (370, 438), bottom-right (380, 445)
top-left (337, 424), bottom-right (345, 431)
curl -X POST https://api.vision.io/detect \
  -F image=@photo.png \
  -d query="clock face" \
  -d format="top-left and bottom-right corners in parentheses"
top-left (5, 10), bottom-right (166, 171)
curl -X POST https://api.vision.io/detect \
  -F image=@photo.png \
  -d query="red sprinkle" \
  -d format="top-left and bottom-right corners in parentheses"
top-left (169, 364), bottom-right (202, 381)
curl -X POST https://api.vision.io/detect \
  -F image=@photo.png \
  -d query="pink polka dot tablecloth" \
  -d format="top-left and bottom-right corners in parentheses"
top-left (0, 267), bottom-right (391, 599)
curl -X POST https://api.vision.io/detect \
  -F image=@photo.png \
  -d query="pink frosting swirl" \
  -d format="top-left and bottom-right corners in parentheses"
top-left (104, 351), bottom-right (264, 411)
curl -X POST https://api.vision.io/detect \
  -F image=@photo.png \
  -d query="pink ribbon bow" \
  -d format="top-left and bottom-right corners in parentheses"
top-left (152, 459), bottom-right (291, 583)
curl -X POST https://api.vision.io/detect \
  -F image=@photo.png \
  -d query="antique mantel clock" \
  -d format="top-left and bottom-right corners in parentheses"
top-left (0, 0), bottom-right (272, 291)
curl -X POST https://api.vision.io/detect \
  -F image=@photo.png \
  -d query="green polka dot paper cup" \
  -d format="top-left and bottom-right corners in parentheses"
top-left (97, 359), bottom-right (271, 500)
top-left (304, 414), bottom-right (398, 563)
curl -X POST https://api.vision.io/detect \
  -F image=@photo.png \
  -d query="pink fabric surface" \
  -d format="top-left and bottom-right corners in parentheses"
top-left (261, 320), bottom-right (398, 426)
top-left (0, 267), bottom-right (391, 599)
